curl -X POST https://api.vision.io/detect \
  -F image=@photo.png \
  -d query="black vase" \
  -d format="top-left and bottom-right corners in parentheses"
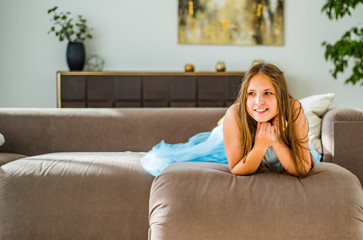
top-left (66, 42), bottom-right (85, 71)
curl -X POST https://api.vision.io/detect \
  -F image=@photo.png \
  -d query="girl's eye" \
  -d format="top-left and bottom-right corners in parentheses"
top-left (247, 92), bottom-right (255, 96)
top-left (265, 92), bottom-right (272, 95)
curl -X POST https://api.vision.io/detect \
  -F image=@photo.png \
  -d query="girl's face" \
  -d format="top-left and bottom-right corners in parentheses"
top-left (246, 73), bottom-right (278, 122)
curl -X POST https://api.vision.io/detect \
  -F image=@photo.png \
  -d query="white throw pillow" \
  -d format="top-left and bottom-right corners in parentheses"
top-left (0, 133), bottom-right (4, 147)
top-left (299, 93), bottom-right (335, 154)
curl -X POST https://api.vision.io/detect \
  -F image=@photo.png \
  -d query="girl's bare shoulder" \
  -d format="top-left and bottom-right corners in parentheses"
top-left (291, 98), bottom-right (301, 107)
top-left (225, 103), bottom-right (239, 120)
top-left (290, 98), bottom-right (303, 116)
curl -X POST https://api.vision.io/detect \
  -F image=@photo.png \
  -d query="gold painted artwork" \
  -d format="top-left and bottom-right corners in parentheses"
top-left (178, 0), bottom-right (284, 46)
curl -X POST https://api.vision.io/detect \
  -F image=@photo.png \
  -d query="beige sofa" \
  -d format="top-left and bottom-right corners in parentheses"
top-left (0, 108), bottom-right (362, 240)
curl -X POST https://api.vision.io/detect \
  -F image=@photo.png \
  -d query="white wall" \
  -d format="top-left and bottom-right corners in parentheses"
top-left (0, 0), bottom-right (362, 108)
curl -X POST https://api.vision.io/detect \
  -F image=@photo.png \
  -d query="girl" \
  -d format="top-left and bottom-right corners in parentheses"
top-left (141, 63), bottom-right (320, 177)
top-left (223, 63), bottom-right (318, 177)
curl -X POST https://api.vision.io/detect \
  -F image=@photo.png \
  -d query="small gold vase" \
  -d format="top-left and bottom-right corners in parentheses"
top-left (184, 64), bottom-right (195, 72)
top-left (215, 61), bottom-right (226, 72)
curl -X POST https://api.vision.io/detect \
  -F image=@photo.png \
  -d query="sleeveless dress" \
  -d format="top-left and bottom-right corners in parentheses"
top-left (141, 124), bottom-right (321, 177)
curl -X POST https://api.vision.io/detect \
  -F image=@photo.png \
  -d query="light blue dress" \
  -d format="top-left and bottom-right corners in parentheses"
top-left (141, 124), bottom-right (321, 177)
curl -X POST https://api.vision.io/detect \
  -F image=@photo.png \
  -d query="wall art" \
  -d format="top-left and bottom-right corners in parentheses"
top-left (178, 0), bottom-right (284, 46)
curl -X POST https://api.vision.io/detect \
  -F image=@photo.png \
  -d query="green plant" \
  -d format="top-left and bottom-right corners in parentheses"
top-left (321, 0), bottom-right (363, 85)
top-left (47, 6), bottom-right (93, 42)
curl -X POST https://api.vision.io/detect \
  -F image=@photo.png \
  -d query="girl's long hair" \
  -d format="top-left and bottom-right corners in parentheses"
top-left (235, 63), bottom-right (313, 176)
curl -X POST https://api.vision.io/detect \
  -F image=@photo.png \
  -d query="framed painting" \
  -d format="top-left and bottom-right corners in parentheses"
top-left (178, 0), bottom-right (284, 46)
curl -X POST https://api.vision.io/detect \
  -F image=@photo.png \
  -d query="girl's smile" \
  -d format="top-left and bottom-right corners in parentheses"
top-left (246, 73), bottom-right (278, 122)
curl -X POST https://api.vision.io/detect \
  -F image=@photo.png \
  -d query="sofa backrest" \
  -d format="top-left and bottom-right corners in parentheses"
top-left (0, 108), bottom-right (226, 155)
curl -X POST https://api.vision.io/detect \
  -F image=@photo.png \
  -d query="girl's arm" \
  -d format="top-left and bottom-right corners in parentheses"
top-left (271, 100), bottom-right (312, 176)
top-left (223, 104), bottom-right (274, 175)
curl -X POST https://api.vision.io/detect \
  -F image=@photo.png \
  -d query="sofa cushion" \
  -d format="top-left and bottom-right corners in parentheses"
top-left (149, 162), bottom-right (363, 240)
top-left (300, 93), bottom-right (335, 154)
top-left (0, 151), bottom-right (154, 240)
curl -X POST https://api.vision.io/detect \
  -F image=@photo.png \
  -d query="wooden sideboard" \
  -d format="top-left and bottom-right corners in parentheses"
top-left (57, 71), bottom-right (244, 108)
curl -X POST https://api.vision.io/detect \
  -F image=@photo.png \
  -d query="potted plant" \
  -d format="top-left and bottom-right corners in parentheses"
top-left (48, 6), bottom-right (93, 71)
top-left (321, 0), bottom-right (362, 86)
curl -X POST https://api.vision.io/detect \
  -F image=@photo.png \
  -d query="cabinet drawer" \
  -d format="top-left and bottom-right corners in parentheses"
top-left (171, 76), bottom-right (196, 100)
top-left (87, 76), bottom-right (115, 100)
top-left (143, 76), bottom-right (171, 100)
top-left (198, 76), bottom-right (226, 100)
top-left (115, 76), bottom-right (142, 100)
top-left (61, 76), bottom-right (86, 100)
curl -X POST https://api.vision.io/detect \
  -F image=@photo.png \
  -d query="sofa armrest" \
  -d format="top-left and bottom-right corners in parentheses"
top-left (321, 108), bottom-right (363, 183)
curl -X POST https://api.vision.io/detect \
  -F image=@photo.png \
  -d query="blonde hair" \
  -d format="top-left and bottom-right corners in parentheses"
top-left (235, 63), bottom-right (312, 176)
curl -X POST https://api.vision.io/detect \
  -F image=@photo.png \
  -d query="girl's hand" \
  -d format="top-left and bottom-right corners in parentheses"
top-left (255, 122), bottom-right (276, 149)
